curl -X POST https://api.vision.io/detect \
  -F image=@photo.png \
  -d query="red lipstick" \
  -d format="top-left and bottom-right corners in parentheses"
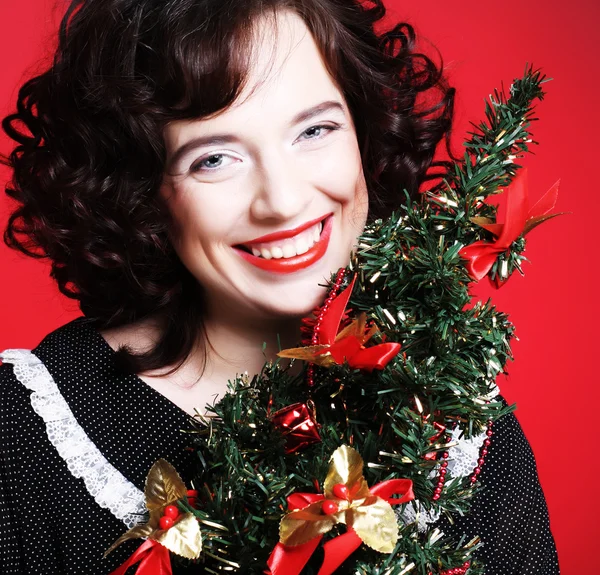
top-left (241, 214), bottom-right (329, 245)
top-left (234, 215), bottom-right (333, 274)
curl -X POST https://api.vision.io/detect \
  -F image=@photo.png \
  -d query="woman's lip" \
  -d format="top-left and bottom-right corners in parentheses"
top-left (234, 215), bottom-right (333, 274)
top-left (239, 213), bottom-right (332, 245)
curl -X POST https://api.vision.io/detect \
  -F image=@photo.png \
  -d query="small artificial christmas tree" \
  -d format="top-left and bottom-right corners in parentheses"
top-left (107, 65), bottom-right (560, 575)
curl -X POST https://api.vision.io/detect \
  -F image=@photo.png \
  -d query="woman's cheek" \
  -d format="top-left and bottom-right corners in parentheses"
top-left (303, 138), bottom-right (364, 203)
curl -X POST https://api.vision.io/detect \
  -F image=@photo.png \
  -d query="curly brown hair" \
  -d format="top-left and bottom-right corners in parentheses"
top-left (1, 0), bottom-right (455, 378)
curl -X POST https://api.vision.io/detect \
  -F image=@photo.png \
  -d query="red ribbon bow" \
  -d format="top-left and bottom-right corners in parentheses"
top-left (278, 275), bottom-right (401, 372)
top-left (109, 539), bottom-right (172, 575)
top-left (459, 169), bottom-right (561, 286)
top-left (266, 479), bottom-right (414, 575)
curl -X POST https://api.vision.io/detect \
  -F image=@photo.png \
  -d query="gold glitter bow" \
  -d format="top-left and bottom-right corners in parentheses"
top-left (268, 446), bottom-right (414, 574)
top-left (279, 445), bottom-right (412, 552)
top-left (104, 459), bottom-right (202, 560)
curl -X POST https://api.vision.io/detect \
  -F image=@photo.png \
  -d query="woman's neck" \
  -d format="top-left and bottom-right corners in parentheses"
top-left (99, 308), bottom-right (304, 416)
top-left (199, 310), bottom-right (303, 385)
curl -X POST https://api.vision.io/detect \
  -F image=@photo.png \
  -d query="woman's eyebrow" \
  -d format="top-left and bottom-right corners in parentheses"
top-left (166, 100), bottom-right (345, 171)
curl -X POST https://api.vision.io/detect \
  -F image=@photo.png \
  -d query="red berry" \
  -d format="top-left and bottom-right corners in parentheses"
top-left (321, 500), bottom-right (338, 515)
top-left (163, 505), bottom-right (180, 520)
top-left (332, 483), bottom-right (349, 500)
top-left (159, 516), bottom-right (174, 530)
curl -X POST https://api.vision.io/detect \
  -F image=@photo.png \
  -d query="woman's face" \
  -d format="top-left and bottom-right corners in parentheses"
top-left (160, 10), bottom-right (368, 322)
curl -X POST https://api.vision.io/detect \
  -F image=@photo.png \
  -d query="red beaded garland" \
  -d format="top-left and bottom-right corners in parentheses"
top-left (431, 446), bottom-right (450, 501)
top-left (430, 433), bottom-right (452, 502)
top-left (428, 560), bottom-right (471, 575)
top-left (306, 269), bottom-right (346, 387)
top-left (470, 420), bottom-right (493, 485)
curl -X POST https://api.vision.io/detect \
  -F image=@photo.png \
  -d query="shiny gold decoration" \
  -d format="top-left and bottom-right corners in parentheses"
top-left (156, 512), bottom-right (203, 559)
top-left (105, 459), bottom-right (203, 559)
top-left (279, 445), bottom-right (399, 553)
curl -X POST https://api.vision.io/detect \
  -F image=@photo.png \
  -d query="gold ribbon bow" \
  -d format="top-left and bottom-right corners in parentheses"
top-left (268, 445), bottom-right (414, 575)
top-left (105, 459), bottom-right (203, 561)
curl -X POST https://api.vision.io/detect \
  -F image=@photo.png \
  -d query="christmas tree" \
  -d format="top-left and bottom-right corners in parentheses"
top-left (107, 65), bottom-right (560, 575)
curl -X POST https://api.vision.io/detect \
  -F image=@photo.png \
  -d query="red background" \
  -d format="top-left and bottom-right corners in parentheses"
top-left (1, 1), bottom-right (596, 571)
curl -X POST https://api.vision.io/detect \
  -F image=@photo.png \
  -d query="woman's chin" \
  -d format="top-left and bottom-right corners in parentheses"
top-left (257, 286), bottom-right (330, 320)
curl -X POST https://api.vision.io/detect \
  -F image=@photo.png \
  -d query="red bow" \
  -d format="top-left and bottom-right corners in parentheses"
top-left (278, 275), bottom-right (401, 372)
top-left (109, 539), bottom-right (172, 575)
top-left (266, 479), bottom-right (414, 575)
top-left (459, 169), bottom-right (562, 286)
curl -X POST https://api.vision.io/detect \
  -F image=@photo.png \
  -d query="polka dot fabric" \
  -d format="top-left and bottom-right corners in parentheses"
top-left (435, 401), bottom-right (560, 574)
top-left (0, 317), bottom-right (197, 574)
top-left (0, 317), bottom-right (559, 574)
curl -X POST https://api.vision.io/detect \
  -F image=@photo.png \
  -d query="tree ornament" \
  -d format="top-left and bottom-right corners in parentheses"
top-left (105, 460), bottom-right (203, 574)
top-left (278, 275), bottom-right (401, 372)
top-left (159, 516), bottom-right (175, 530)
top-left (267, 445), bottom-right (414, 575)
top-left (163, 505), bottom-right (180, 520)
top-left (186, 489), bottom-right (198, 509)
top-left (270, 402), bottom-right (321, 453)
top-left (459, 168), bottom-right (563, 286)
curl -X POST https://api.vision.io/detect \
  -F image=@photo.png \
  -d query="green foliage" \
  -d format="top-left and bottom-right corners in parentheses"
top-left (179, 67), bottom-right (549, 574)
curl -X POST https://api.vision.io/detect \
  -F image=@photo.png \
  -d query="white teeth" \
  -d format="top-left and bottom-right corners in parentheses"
top-left (245, 219), bottom-right (326, 260)
top-left (271, 246), bottom-right (284, 259)
top-left (282, 244), bottom-right (296, 258)
top-left (295, 237), bottom-right (309, 255)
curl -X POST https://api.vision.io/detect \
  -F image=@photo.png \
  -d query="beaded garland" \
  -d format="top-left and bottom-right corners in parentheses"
top-left (305, 272), bottom-right (493, 503)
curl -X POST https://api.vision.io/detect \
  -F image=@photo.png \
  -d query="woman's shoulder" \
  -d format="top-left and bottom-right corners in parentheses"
top-left (1, 316), bottom-right (197, 487)
top-left (0, 317), bottom-right (102, 402)
top-left (487, 398), bottom-right (540, 474)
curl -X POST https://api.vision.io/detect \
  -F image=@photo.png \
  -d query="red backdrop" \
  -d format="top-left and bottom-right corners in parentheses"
top-left (1, 1), bottom-right (595, 571)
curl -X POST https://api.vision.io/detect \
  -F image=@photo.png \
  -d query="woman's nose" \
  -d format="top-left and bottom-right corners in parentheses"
top-left (249, 157), bottom-right (312, 222)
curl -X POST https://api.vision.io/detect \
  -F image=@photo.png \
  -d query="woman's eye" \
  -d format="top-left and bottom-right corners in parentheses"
top-left (190, 154), bottom-right (234, 173)
top-left (299, 124), bottom-right (340, 141)
top-left (189, 124), bottom-right (340, 173)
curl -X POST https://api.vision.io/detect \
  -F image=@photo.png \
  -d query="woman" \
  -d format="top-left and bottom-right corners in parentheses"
top-left (0, 0), bottom-right (558, 573)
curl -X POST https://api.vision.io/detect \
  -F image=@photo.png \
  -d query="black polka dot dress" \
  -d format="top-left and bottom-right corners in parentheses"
top-left (0, 317), bottom-right (559, 574)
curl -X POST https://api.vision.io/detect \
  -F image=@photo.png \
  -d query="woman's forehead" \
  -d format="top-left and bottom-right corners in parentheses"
top-left (164, 10), bottom-right (346, 143)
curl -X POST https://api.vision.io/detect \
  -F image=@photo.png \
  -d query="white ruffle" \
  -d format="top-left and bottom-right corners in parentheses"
top-left (399, 384), bottom-right (499, 532)
top-left (1, 348), bottom-right (146, 529)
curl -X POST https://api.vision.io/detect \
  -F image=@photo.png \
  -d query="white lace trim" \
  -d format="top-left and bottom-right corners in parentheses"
top-left (399, 384), bottom-right (500, 532)
top-left (1, 348), bottom-right (146, 529)
top-left (1, 348), bottom-right (499, 533)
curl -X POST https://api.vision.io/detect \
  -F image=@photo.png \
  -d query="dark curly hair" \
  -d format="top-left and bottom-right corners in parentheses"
top-left (1, 0), bottom-right (456, 378)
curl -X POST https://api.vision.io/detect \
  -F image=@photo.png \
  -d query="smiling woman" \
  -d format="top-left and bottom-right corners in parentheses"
top-left (0, 0), bottom-right (557, 574)
top-left (160, 11), bottom-right (368, 329)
